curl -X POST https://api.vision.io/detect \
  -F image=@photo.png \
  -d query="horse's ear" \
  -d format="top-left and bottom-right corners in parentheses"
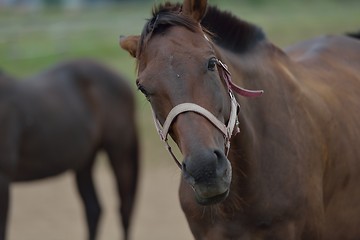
top-left (119, 35), bottom-right (140, 58)
top-left (182, 0), bottom-right (207, 22)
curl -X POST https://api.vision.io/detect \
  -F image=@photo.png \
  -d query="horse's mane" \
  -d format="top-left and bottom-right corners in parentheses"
top-left (138, 2), bottom-right (266, 58)
top-left (201, 6), bottom-right (266, 53)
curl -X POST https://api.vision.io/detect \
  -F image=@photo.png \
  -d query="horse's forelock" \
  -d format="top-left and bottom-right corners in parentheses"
top-left (137, 2), bottom-right (201, 61)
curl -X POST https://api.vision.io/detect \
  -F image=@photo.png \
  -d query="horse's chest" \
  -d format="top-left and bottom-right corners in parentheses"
top-left (181, 186), bottom-right (307, 239)
top-left (184, 209), bottom-right (301, 240)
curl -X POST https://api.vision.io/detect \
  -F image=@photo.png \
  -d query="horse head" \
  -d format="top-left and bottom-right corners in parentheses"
top-left (120, 0), bottom-right (262, 205)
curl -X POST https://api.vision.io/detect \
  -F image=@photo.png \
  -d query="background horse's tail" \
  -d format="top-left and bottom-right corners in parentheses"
top-left (346, 30), bottom-right (360, 40)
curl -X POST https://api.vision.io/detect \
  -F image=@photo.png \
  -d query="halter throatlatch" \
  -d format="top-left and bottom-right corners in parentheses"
top-left (151, 60), bottom-right (263, 169)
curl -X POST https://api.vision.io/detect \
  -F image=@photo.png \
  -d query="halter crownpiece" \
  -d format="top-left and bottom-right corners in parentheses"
top-left (151, 60), bottom-right (263, 169)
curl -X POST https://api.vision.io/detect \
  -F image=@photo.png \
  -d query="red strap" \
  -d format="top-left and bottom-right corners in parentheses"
top-left (217, 60), bottom-right (264, 98)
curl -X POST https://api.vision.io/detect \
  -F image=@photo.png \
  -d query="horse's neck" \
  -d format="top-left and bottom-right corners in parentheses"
top-left (221, 43), bottom-right (308, 194)
top-left (228, 42), bottom-right (305, 116)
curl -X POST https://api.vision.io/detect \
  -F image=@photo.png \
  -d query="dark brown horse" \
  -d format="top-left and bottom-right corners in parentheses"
top-left (0, 59), bottom-right (139, 240)
top-left (120, 0), bottom-right (360, 239)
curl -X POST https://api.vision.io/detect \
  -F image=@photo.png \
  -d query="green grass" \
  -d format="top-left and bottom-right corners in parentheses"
top-left (1, 1), bottom-right (359, 78)
top-left (0, 3), bottom-right (148, 79)
top-left (0, 0), bottom-right (359, 165)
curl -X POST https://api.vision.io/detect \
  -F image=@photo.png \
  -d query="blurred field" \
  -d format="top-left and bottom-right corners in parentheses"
top-left (1, 0), bottom-right (359, 239)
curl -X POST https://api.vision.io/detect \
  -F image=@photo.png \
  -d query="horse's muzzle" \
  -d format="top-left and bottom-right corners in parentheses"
top-left (182, 149), bottom-right (232, 205)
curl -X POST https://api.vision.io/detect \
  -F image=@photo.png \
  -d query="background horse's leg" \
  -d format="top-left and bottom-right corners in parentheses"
top-left (0, 175), bottom-right (10, 240)
top-left (105, 135), bottom-right (139, 240)
top-left (74, 156), bottom-right (101, 240)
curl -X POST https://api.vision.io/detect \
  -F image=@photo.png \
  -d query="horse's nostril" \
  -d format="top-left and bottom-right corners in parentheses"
top-left (214, 149), bottom-right (222, 158)
top-left (214, 149), bottom-right (226, 160)
top-left (182, 162), bottom-right (196, 187)
top-left (213, 149), bottom-right (228, 166)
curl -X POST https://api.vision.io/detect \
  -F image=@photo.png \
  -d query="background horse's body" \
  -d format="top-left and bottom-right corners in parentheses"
top-left (0, 59), bottom-right (139, 240)
top-left (120, 0), bottom-right (360, 239)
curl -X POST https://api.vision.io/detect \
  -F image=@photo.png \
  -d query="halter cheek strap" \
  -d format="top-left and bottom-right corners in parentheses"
top-left (150, 60), bottom-right (263, 169)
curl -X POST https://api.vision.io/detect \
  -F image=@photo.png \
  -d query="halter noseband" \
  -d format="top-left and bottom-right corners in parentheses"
top-left (151, 60), bottom-right (263, 169)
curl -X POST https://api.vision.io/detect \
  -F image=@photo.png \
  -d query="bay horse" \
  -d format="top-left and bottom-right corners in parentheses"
top-left (0, 59), bottom-right (139, 240)
top-left (120, 0), bottom-right (360, 239)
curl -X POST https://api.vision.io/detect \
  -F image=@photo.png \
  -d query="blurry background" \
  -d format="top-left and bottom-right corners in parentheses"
top-left (0, 0), bottom-right (359, 239)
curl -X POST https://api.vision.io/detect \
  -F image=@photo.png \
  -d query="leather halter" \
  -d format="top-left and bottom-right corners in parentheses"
top-left (151, 60), bottom-right (263, 169)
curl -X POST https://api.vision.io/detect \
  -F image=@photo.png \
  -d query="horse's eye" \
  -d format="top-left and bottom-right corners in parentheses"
top-left (208, 58), bottom-right (217, 71)
top-left (138, 85), bottom-right (147, 95)
top-left (136, 81), bottom-right (150, 101)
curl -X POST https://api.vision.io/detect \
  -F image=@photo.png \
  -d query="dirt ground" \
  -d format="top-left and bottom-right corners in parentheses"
top-left (8, 160), bottom-right (194, 240)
